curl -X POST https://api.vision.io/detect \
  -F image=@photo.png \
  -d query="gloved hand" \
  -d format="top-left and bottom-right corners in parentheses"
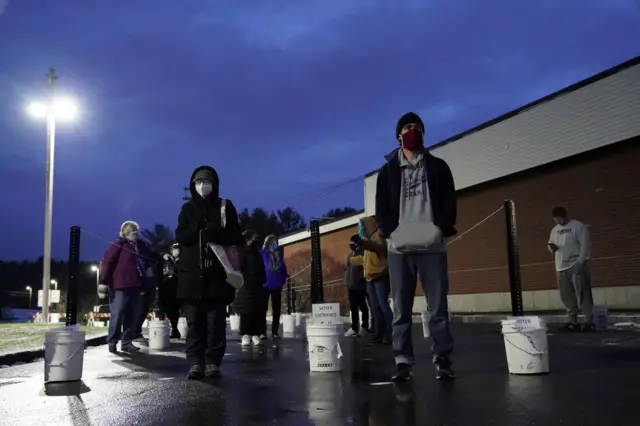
top-left (350, 234), bottom-right (362, 245)
top-left (97, 284), bottom-right (109, 299)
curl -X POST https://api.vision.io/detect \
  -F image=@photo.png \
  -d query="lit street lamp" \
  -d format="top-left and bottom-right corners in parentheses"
top-left (27, 68), bottom-right (79, 324)
top-left (50, 279), bottom-right (58, 290)
top-left (26, 286), bottom-right (33, 309)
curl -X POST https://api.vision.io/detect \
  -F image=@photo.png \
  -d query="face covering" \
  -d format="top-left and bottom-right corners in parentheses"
top-left (195, 181), bottom-right (213, 198)
top-left (125, 231), bottom-right (138, 242)
top-left (400, 129), bottom-right (423, 151)
top-left (358, 221), bottom-right (366, 239)
top-left (268, 243), bottom-right (278, 250)
top-left (171, 249), bottom-right (180, 258)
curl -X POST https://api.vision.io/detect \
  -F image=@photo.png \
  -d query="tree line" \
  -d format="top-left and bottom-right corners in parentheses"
top-left (142, 205), bottom-right (359, 253)
top-left (0, 205), bottom-right (359, 312)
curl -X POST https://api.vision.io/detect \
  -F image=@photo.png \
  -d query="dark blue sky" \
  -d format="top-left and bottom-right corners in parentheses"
top-left (0, 0), bottom-right (638, 261)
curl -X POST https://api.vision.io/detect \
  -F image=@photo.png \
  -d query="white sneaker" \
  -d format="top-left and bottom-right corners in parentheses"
top-left (344, 329), bottom-right (358, 337)
top-left (241, 335), bottom-right (251, 346)
top-left (251, 336), bottom-right (262, 346)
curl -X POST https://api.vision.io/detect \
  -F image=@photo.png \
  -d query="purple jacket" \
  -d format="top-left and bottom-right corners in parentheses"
top-left (100, 239), bottom-right (152, 291)
top-left (260, 249), bottom-right (288, 291)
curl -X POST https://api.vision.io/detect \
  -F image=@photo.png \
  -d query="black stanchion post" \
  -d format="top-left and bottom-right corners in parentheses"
top-left (66, 226), bottom-right (81, 326)
top-left (309, 219), bottom-right (324, 303)
top-left (504, 200), bottom-right (524, 316)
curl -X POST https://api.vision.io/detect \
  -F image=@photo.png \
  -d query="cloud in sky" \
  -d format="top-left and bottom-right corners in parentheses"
top-left (0, 0), bottom-right (638, 260)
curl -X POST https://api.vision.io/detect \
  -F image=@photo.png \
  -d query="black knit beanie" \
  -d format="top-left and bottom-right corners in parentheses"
top-left (395, 112), bottom-right (425, 140)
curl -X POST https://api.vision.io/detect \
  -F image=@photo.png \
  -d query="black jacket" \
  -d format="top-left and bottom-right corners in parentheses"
top-left (344, 249), bottom-right (365, 291)
top-left (232, 245), bottom-right (267, 314)
top-left (175, 165), bottom-right (243, 303)
top-left (375, 148), bottom-right (457, 239)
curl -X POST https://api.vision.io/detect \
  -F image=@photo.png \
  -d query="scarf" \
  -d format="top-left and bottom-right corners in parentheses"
top-left (268, 248), bottom-right (282, 273)
top-left (128, 240), bottom-right (146, 278)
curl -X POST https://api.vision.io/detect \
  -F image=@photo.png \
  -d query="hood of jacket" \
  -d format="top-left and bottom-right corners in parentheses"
top-left (360, 216), bottom-right (378, 237)
top-left (189, 165), bottom-right (220, 205)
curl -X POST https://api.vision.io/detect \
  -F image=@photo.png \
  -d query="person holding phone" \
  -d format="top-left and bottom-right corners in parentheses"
top-left (548, 206), bottom-right (594, 331)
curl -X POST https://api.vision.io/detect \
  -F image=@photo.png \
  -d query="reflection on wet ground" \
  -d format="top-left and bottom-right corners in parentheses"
top-left (0, 324), bottom-right (639, 425)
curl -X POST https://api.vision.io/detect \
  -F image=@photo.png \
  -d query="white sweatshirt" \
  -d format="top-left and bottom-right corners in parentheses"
top-left (548, 219), bottom-right (591, 271)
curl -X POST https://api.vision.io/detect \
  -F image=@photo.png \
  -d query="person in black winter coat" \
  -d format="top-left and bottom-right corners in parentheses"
top-left (175, 165), bottom-right (243, 380)
top-left (233, 229), bottom-right (267, 347)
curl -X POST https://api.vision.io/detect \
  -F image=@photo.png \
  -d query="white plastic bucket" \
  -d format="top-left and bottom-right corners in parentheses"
top-left (229, 314), bottom-right (240, 332)
top-left (593, 306), bottom-right (608, 331)
top-left (148, 319), bottom-right (171, 350)
top-left (501, 318), bottom-right (549, 375)
top-left (421, 311), bottom-right (430, 338)
top-left (44, 330), bottom-right (86, 383)
top-left (282, 315), bottom-right (295, 334)
top-left (177, 317), bottom-right (188, 338)
top-left (307, 324), bottom-right (343, 372)
top-left (294, 312), bottom-right (303, 327)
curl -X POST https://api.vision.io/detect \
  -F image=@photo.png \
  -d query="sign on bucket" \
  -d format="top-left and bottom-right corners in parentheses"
top-left (311, 303), bottom-right (341, 325)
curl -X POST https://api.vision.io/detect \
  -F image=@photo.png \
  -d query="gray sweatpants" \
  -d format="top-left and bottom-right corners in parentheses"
top-left (388, 251), bottom-right (454, 366)
top-left (556, 262), bottom-right (594, 323)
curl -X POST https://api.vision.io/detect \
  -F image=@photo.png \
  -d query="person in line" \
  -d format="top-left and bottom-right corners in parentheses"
top-left (375, 112), bottom-right (457, 381)
top-left (260, 235), bottom-right (288, 340)
top-left (343, 241), bottom-right (370, 337)
top-left (349, 216), bottom-right (392, 345)
top-left (99, 220), bottom-right (154, 354)
top-left (233, 229), bottom-right (268, 347)
top-left (160, 243), bottom-right (181, 338)
top-left (548, 206), bottom-right (594, 331)
top-left (175, 165), bottom-right (243, 379)
top-left (134, 263), bottom-right (158, 342)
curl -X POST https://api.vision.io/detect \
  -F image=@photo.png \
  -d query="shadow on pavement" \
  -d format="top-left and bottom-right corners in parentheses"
top-left (43, 380), bottom-right (93, 426)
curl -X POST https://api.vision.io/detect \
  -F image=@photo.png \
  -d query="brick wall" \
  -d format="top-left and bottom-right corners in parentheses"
top-left (283, 136), bottom-right (640, 308)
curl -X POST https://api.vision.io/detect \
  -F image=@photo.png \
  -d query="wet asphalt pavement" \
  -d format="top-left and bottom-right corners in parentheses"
top-left (0, 324), bottom-right (639, 426)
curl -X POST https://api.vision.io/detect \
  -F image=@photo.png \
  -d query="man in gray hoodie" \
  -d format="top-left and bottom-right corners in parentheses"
top-left (375, 112), bottom-right (457, 382)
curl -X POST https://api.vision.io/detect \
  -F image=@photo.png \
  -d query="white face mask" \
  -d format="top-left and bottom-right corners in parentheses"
top-left (171, 249), bottom-right (180, 258)
top-left (126, 232), bottom-right (138, 242)
top-left (195, 182), bottom-right (213, 198)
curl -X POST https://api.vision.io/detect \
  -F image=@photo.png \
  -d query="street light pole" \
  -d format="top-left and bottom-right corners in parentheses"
top-left (41, 67), bottom-right (58, 324)
top-left (26, 286), bottom-right (33, 309)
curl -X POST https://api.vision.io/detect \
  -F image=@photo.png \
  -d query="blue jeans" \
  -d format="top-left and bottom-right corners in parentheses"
top-left (108, 288), bottom-right (141, 347)
top-left (388, 251), bottom-right (453, 366)
top-left (366, 276), bottom-right (393, 336)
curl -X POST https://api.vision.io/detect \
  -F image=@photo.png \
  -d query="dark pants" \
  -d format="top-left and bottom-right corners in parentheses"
top-left (348, 289), bottom-right (370, 332)
top-left (183, 301), bottom-right (227, 367)
top-left (367, 276), bottom-right (393, 337)
top-left (388, 251), bottom-right (454, 366)
top-left (107, 288), bottom-right (141, 347)
top-left (161, 298), bottom-right (180, 331)
top-left (135, 284), bottom-right (156, 337)
top-left (240, 312), bottom-right (262, 336)
top-left (264, 289), bottom-right (282, 336)
top-left (159, 285), bottom-right (179, 331)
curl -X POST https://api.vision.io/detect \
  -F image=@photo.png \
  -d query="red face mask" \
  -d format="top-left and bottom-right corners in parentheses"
top-left (400, 129), bottom-right (423, 151)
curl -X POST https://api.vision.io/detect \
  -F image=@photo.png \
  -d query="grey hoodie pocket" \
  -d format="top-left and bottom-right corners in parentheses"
top-left (389, 221), bottom-right (442, 253)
